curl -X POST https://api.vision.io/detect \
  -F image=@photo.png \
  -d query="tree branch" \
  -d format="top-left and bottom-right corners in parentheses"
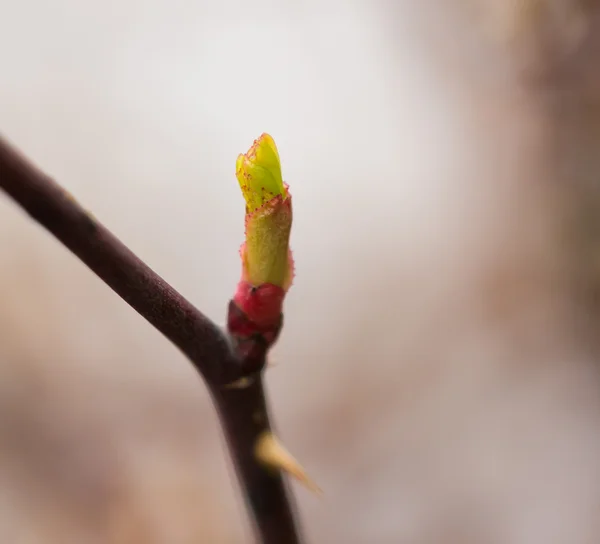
top-left (0, 134), bottom-right (302, 543)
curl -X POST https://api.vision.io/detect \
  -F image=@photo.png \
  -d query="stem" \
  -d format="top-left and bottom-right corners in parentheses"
top-left (0, 134), bottom-right (302, 543)
top-left (212, 379), bottom-right (302, 543)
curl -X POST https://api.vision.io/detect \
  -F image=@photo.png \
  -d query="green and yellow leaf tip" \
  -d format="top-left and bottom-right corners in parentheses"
top-left (236, 133), bottom-right (287, 212)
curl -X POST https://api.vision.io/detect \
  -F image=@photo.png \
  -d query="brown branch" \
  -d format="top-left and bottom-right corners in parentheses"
top-left (0, 134), bottom-right (302, 543)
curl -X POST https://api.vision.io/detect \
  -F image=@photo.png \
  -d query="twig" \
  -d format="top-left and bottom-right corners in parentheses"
top-left (0, 134), bottom-right (302, 543)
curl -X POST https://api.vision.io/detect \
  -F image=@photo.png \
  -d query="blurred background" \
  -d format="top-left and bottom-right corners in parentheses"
top-left (2, 0), bottom-right (600, 542)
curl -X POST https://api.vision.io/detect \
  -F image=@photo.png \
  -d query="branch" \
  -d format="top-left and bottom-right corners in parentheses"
top-left (0, 134), bottom-right (303, 543)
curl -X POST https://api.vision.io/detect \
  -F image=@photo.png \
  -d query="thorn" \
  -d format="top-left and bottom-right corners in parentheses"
top-left (223, 376), bottom-right (254, 390)
top-left (254, 431), bottom-right (322, 496)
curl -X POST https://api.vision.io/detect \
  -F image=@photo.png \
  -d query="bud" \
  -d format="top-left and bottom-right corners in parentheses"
top-left (228, 134), bottom-right (295, 372)
top-left (235, 133), bottom-right (293, 290)
top-left (236, 133), bottom-right (286, 213)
